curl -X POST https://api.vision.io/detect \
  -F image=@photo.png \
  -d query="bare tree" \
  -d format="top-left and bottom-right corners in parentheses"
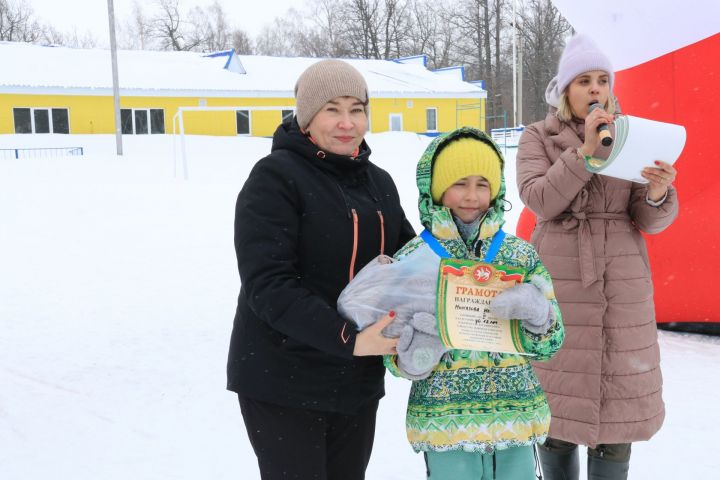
top-left (0, 0), bottom-right (42, 42)
top-left (517, 0), bottom-right (572, 122)
top-left (400, 0), bottom-right (456, 69)
top-left (150, 0), bottom-right (201, 51)
top-left (306, 0), bottom-right (351, 57)
top-left (207, 0), bottom-right (233, 51)
top-left (232, 29), bottom-right (253, 54)
top-left (185, 0), bottom-right (234, 52)
top-left (448, 0), bottom-right (489, 82)
top-left (381, 0), bottom-right (412, 58)
top-left (41, 24), bottom-right (66, 45)
top-left (61, 27), bottom-right (99, 48)
top-left (281, 5), bottom-right (337, 57)
top-left (115, 0), bottom-right (247, 53)
top-left (488, 0), bottom-right (509, 128)
top-left (482, 0), bottom-right (492, 88)
top-left (119, 1), bottom-right (154, 50)
top-left (343, 0), bottom-right (383, 58)
top-left (255, 12), bottom-right (304, 57)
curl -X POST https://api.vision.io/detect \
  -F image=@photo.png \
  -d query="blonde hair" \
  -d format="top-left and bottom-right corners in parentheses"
top-left (556, 91), bottom-right (617, 123)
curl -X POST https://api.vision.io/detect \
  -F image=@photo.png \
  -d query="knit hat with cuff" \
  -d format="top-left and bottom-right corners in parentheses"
top-left (545, 33), bottom-right (614, 107)
top-left (430, 137), bottom-right (502, 203)
top-left (294, 59), bottom-right (369, 130)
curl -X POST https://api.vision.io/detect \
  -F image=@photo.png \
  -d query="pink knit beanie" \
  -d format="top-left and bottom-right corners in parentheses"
top-left (545, 34), bottom-right (614, 107)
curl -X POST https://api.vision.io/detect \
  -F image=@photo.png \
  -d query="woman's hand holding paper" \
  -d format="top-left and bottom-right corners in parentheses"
top-left (642, 160), bottom-right (677, 202)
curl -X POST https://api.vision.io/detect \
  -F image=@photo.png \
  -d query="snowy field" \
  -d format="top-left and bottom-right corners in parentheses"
top-left (1, 132), bottom-right (718, 479)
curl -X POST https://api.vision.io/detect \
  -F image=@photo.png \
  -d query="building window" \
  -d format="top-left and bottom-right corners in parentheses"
top-left (121, 109), bottom-right (133, 134)
top-left (134, 110), bottom-right (148, 134)
top-left (52, 109), bottom-right (70, 134)
top-left (13, 108), bottom-right (31, 133)
top-left (426, 108), bottom-right (438, 132)
top-left (236, 110), bottom-right (250, 135)
top-left (34, 109), bottom-right (50, 133)
top-left (281, 109), bottom-right (294, 124)
top-left (13, 108), bottom-right (69, 134)
top-left (120, 108), bottom-right (165, 134)
top-left (389, 113), bottom-right (403, 132)
top-left (150, 109), bottom-right (165, 134)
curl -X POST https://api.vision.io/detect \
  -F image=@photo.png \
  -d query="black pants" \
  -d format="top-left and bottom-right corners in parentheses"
top-left (543, 437), bottom-right (632, 462)
top-left (239, 396), bottom-right (379, 480)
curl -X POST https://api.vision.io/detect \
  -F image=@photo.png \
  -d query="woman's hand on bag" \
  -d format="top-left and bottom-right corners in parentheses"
top-left (642, 160), bottom-right (677, 202)
top-left (353, 311), bottom-right (399, 356)
top-left (580, 107), bottom-right (615, 157)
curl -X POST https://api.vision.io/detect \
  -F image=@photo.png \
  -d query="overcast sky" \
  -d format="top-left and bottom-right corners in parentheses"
top-left (26, 0), bottom-right (299, 45)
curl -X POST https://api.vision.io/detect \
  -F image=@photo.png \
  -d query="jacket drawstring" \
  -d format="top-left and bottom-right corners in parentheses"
top-left (492, 451), bottom-right (497, 479)
top-left (334, 182), bottom-right (353, 219)
top-left (534, 445), bottom-right (543, 479)
top-left (377, 210), bottom-right (385, 255)
top-left (349, 209), bottom-right (359, 281)
top-left (364, 172), bottom-right (381, 202)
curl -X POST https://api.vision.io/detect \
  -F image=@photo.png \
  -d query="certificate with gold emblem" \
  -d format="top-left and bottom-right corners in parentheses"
top-left (436, 258), bottom-right (530, 354)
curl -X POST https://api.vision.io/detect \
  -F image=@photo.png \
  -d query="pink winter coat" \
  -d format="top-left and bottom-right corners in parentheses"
top-left (516, 113), bottom-right (679, 448)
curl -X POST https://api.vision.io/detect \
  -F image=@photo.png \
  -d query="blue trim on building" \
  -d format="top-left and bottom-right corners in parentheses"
top-left (203, 50), bottom-right (235, 70)
top-left (432, 65), bottom-right (465, 81)
top-left (394, 54), bottom-right (428, 67)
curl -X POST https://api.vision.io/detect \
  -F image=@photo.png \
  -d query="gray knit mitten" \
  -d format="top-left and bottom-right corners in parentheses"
top-left (383, 312), bottom-right (447, 380)
top-left (490, 283), bottom-right (554, 335)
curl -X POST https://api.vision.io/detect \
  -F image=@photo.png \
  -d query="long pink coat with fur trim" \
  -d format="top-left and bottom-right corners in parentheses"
top-left (516, 113), bottom-right (678, 448)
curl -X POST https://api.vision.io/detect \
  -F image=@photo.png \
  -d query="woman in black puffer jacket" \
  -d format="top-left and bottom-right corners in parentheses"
top-left (227, 59), bottom-right (415, 480)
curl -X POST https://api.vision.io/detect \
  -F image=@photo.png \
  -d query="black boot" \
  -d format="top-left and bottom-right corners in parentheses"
top-left (537, 439), bottom-right (580, 480)
top-left (587, 455), bottom-right (629, 479)
top-left (587, 444), bottom-right (631, 480)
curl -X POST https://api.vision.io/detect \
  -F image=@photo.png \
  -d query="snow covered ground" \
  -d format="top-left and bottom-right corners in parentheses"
top-left (1, 133), bottom-right (718, 479)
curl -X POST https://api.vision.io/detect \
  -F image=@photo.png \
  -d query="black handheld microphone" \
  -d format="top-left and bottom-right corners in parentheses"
top-left (589, 102), bottom-right (613, 146)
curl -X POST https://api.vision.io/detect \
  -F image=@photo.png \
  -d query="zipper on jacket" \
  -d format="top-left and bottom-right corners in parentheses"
top-left (377, 210), bottom-right (385, 255)
top-left (349, 209), bottom-right (359, 281)
top-left (534, 445), bottom-right (544, 479)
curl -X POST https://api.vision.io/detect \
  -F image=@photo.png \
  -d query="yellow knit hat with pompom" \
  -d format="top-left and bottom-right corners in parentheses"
top-left (430, 138), bottom-right (502, 203)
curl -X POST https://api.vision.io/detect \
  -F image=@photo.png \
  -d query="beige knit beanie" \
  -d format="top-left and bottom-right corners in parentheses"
top-left (294, 59), bottom-right (369, 130)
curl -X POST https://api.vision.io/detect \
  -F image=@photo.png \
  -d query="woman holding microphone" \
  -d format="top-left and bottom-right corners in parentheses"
top-left (516, 34), bottom-right (679, 479)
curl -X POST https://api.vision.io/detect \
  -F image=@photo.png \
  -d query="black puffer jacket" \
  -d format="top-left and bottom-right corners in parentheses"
top-left (227, 120), bottom-right (415, 414)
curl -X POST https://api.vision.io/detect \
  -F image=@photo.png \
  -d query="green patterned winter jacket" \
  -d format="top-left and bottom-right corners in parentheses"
top-left (384, 127), bottom-right (564, 453)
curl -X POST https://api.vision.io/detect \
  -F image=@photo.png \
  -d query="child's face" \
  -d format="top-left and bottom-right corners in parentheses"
top-left (441, 175), bottom-right (491, 223)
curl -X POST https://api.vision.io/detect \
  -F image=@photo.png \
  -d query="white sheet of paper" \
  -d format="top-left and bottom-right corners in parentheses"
top-left (587, 115), bottom-right (686, 183)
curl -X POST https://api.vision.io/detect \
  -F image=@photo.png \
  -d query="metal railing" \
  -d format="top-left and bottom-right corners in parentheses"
top-left (490, 126), bottom-right (525, 147)
top-left (0, 147), bottom-right (84, 159)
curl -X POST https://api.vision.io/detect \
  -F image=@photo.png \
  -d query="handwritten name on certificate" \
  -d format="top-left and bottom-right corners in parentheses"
top-left (436, 259), bottom-right (530, 355)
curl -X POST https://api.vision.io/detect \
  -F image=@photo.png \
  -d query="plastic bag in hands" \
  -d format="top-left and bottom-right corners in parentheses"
top-left (490, 283), bottom-right (553, 335)
top-left (337, 244), bottom-right (441, 331)
top-left (394, 312), bottom-right (448, 380)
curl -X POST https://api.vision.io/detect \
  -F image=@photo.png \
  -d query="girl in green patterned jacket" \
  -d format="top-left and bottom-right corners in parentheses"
top-left (384, 127), bottom-right (564, 479)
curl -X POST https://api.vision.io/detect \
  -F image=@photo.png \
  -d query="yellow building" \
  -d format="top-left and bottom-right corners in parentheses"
top-left (1, 43), bottom-right (486, 137)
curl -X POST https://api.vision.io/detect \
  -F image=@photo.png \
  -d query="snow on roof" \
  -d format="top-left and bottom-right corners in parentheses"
top-left (0, 42), bottom-right (485, 99)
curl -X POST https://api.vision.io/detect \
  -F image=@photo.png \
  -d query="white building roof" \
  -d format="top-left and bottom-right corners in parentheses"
top-left (0, 42), bottom-right (486, 99)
